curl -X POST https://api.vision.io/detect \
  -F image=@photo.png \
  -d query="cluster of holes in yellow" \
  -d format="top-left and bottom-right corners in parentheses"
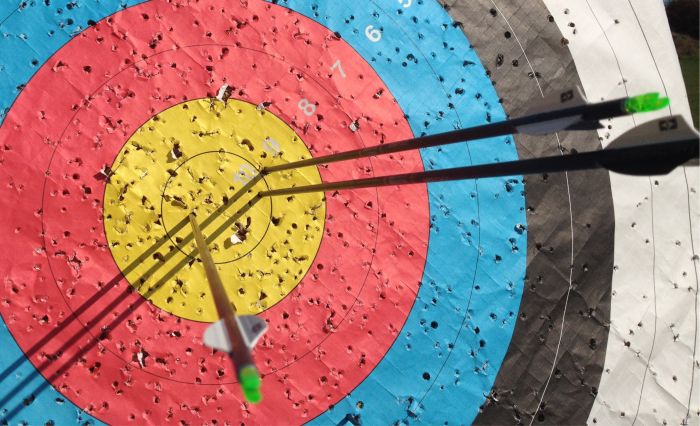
top-left (103, 99), bottom-right (326, 322)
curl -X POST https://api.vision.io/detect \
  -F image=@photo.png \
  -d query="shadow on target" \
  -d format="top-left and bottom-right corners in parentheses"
top-left (0, 174), bottom-right (267, 423)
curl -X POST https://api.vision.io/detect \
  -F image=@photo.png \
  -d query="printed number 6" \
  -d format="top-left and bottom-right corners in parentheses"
top-left (298, 98), bottom-right (317, 116)
top-left (234, 164), bottom-right (258, 184)
top-left (365, 25), bottom-right (382, 42)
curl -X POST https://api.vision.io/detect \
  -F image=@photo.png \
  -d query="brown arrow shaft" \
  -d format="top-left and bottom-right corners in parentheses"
top-left (188, 213), bottom-right (253, 371)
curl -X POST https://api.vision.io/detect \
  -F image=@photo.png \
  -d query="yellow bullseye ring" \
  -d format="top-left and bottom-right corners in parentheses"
top-left (103, 99), bottom-right (325, 321)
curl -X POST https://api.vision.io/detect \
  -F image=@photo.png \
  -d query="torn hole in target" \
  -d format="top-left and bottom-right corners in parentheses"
top-left (216, 83), bottom-right (233, 103)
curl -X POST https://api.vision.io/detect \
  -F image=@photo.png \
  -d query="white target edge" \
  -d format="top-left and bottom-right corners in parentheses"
top-left (542, 0), bottom-right (699, 424)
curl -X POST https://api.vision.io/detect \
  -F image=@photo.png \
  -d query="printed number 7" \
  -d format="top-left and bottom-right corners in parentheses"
top-left (331, 59), bottom-right (346, 78)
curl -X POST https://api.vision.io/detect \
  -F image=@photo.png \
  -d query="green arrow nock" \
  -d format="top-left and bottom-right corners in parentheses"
top-left (625, 92), bottom-right (670, 113)
top-left (240, 365), bottom-right (262, 404)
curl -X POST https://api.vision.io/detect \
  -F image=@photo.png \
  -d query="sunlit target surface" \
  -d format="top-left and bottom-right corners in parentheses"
top-left (1, 0), bottom-right (660, 424)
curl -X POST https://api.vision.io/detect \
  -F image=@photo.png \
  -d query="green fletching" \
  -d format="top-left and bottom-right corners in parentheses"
top-left (243, 387), bottom-right (262, 404)
top-left (240, 366), bottom-right (262, 404)
top-left (625, 92), bottom-right (670, 113)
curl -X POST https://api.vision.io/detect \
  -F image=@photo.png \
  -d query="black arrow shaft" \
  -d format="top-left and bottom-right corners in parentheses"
top-left (259, 138), bottom-right (698, 197)
top-left (262, 97), bottom-right (628, 174)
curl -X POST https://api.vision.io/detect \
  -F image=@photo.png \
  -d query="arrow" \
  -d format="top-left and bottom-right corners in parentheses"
top-left (188, 213), bottom-right (267, 404)
top-left (262, 88), bottom-right (669, 174)
top-left (259, 116), bottom-right (698, 198)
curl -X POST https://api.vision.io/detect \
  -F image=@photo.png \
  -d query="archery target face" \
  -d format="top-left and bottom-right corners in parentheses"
top-left (0, 0), bottom-right (620, 425)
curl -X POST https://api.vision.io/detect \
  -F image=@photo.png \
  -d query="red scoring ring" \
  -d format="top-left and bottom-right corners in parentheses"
top-left (0, 0), bottom-right (428, 423)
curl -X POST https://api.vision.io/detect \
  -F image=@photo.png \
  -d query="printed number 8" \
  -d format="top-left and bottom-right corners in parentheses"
top-left (298, 99), bottom-right (317, 116)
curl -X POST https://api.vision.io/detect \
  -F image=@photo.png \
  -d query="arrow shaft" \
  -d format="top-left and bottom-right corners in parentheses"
top-left (262, 97), bottom-right (628, 174)
top-left (259, 138), bottom-right (698, 197)
top-left (188, 214), bottom-right (253, 370)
